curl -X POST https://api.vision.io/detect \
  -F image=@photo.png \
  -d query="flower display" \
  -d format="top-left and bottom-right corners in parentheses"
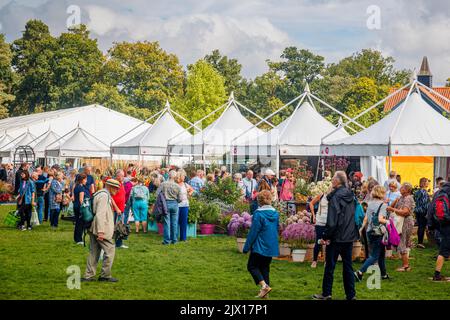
top-left (227, 212), bottom-right (252, 238)
top-left (281, 222), bottom-right (316, 249)
top-left (285, 210), bottom-right (312, 226)
top-left (308, 177), bottom-right (332, 197)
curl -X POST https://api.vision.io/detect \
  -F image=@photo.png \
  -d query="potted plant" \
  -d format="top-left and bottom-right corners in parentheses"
top-left (0, 182), bottom-right (13, 203)
top-left (294, 179), bottom-right (311, 211)
top-left (281, 222), bottom-right (315, 262)
top-left (199, 202), bottom-right (220, 235)
top-left (187, 197), bottom-right (202, 238)
top-left (227, 212), bottom-right (252, 253)
top-left (147, 193), bottom-right (158, 232)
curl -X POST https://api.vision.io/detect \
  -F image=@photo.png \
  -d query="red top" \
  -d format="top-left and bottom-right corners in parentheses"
top-left (112, 182), bottom-right (126, 212)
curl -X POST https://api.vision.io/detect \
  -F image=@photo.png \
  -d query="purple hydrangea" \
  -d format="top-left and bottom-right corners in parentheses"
top-left (228, 212), bottom-right (252, 237)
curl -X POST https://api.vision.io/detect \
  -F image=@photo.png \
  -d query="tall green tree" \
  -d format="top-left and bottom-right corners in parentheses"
top-left (0, 34), bottom-right (14, 118)
top-left (102, 41), bottom-right (184, 113)
top-left (85, 83), bottom-right (151, 120)
top-left (178, 60), bottom-right (226, 128)
top-left (11, 19), bottom-right (57, 114)
top-left (326, 49), bottom-right (410, 86)
top-left (50, 24), bottom-right (104, 109)
top-left (268, 47), bottom-right (325, 99)
top-left (340, 77), bottom-right (388, 130)
top-left (204, 49), bottom-right (243, 95)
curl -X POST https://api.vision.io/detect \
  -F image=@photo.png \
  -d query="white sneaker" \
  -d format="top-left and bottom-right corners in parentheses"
top-left (119, 245), bottom-right (129, 249)
top-left (76, 242), bottom-right (84, 245)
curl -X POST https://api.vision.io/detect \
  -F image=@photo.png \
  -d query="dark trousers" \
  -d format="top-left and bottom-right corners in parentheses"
top-left (247, 252), bottom-right (272, 286)
top-left (322, 241), bottom-right (355, 300)
top-left (417, 214), bottom-right (428, 244)
top-left (359, 235), bottom-right (386, 276)
top-left (178, 206), bottom-right (189, 241)
top-left (361, 226), bottom-right (370, 259)
top-left (44, 193), bottom-right (49, 221)
top-left (19, 203), bottom-right (32, 228)
top-left (313, 225), bottom-right (326, 261)
top-left (73, 207), bottom-right (84, 243)
top-left (50, 208), bottom-right (61, 227)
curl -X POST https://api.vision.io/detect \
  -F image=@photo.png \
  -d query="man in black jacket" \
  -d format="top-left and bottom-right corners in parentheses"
top-left (313, 171), bottom-right (359, 300)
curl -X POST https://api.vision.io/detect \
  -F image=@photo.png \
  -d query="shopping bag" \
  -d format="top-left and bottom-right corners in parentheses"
top-left (127, 210), bottom-right (135, 223)
top-left (4, 210), bottom-right (20, 227)
top-left (31, 207), bottom-right (40, 226)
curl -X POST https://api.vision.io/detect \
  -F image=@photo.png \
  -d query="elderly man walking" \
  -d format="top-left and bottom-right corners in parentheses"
top-left (313, 171), bottom-right (359, 301)
top-left (82, 179), bottom-right (121, 282)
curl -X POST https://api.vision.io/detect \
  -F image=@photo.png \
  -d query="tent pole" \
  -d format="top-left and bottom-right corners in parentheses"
top-left (314, 156), bottom-right (321, 182)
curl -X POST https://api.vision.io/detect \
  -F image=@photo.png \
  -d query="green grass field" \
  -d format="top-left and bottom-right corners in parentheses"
top-left (0, 205), bottom-right (448, 300)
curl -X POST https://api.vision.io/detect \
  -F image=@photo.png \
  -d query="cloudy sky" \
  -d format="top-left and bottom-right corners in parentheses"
top-left (0, 0), bottom-right (448, 85)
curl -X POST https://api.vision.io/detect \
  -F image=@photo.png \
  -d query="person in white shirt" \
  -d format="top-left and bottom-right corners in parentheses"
top-left (242, 170), bottom-right (257, 201)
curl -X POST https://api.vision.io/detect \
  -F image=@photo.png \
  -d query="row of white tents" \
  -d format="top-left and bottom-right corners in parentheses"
top-left (0, 78), bottom-right (449, 183)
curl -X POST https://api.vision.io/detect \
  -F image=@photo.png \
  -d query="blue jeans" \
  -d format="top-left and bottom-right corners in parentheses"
top-left (50, 208), bottom-right (61, 227)
top-left (36, 196), bottom-right (44, 224)
top-left (322, 241), bottom-right (355, 300)
top-left (163, 200), bottom-right (179, 244)
top-left (359, 234), bottom-right (386, 276)
top-left (178, 206), bottom-right (189, 241)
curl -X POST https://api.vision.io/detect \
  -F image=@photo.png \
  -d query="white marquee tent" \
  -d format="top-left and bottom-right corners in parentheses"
top-left (0, 104), bottom-right (150, 148)
top-left (30, 128), bottom-right (62, 159)
top-left (321, 86), bottom-right (450, 157)
top-left (168, 93), bottom-right (269, 159)
top-left (45, 125), bottom-right (110, 159)
top-left (111, 102), bottom-right (192, 158)
top-left (0, 129), bottom-right (37, 159)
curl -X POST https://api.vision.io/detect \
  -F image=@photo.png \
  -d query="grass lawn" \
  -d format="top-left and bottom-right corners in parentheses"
top-left (0, 204), bottom-right (448, 300)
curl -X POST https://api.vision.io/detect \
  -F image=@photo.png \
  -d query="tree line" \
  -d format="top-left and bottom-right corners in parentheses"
top-left (0, 19), bottom-right (448, 130)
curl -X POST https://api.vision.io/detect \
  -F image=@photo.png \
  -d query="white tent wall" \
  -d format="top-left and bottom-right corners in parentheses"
top-left (434, 157), bottom-right (449, 182)
top-left (360, 156), bottom-right (388, 186)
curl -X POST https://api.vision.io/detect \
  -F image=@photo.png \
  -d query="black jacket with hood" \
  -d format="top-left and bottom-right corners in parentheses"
top-left (322, 186), bottom-right (359, 243)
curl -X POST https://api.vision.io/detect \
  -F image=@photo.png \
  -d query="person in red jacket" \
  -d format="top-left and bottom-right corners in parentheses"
top-left (111, 170), bottom-right (128, 249)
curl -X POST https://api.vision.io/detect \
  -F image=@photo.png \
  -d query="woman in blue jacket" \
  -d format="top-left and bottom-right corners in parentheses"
top-left (243, 190), bottom-right (279, 299)
top-left (17, 170), bottom-right (36, 231)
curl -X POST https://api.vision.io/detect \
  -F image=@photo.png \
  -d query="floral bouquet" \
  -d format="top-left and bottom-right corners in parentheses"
top-left (227, 212), bottom-right (252, 238)
top-left (308, 177), bottom-right (332, 197)
top-left (281, 222), bottom-right (316, 249)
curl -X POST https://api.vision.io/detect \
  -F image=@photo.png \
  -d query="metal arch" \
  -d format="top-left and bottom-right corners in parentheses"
top-left (13, 145), bottom-right (36, 167)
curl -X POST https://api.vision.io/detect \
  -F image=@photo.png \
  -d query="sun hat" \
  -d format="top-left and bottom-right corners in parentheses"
top-left (105, 178), bottom-right (121, 189)
top-left (264, 168), bottom-right (275, 176)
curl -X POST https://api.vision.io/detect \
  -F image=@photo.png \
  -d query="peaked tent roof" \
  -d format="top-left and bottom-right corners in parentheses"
top-left (321, 91), bottom-right (450, 156)
top-left (45, 126), bottom-right (110, 158)
top-left (31, 129), bottom-right (62, 158)
top-left (112, 110), bottom-right (191, 156)
top-left (0, 130), bottom-right (38, 158)
top-left (0, 104), bottom-right (150, 146)
top-left (0, 132), bottom-right (16, 149)
top-left (169, 101), bottom-right (264, 157)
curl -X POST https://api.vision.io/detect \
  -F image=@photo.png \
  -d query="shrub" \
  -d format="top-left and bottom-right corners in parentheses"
top-left (201, 177), bottom-right (242, 205)
top-left (199, 202), bottom-right (221, 224)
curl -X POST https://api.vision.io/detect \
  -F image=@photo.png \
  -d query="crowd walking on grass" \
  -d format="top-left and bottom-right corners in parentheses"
top-left (5, 161), bottom-right (450, 297)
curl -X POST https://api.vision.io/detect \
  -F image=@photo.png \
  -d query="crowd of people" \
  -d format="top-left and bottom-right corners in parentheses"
top-left (8, 161), bottom-right (450, 297)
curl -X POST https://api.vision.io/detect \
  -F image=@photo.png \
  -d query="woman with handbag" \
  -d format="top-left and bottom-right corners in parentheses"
top-left (73, 173), bottom-right (89, 244)
top-left (354, 185), bottom-right (390, 281)
top-left (17, 170), bottom-right (36, 231)
top-left (49, 172), bottom-right (64, 229)
top-left (387, 182), bottom-right (416, 272)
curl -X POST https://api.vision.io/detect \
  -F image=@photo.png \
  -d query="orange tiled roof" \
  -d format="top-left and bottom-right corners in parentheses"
top-left (384, 86), bottom-right (450, 112)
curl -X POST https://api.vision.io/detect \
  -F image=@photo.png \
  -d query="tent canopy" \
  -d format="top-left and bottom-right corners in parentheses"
top-left (112, 106), bottom-right (192, 156)
top-left (234, 100), bottom-right (349, 156)
top-left (0, 104), bottom-right (150, 146)
top-left (322, 91), bottom-right (450, 157)
top-left (169, 97), bottom-right (264, 157)
top-left (45, 126), bottom-right (110, 158)
top-left (0, 130), bottom-right (37, 158)
top-left (31, 129), bottom-right (62, 158)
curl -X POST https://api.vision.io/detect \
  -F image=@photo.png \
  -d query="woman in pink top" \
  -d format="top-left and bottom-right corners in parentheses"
top-left (279, 169), bottom-right (295, 201)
